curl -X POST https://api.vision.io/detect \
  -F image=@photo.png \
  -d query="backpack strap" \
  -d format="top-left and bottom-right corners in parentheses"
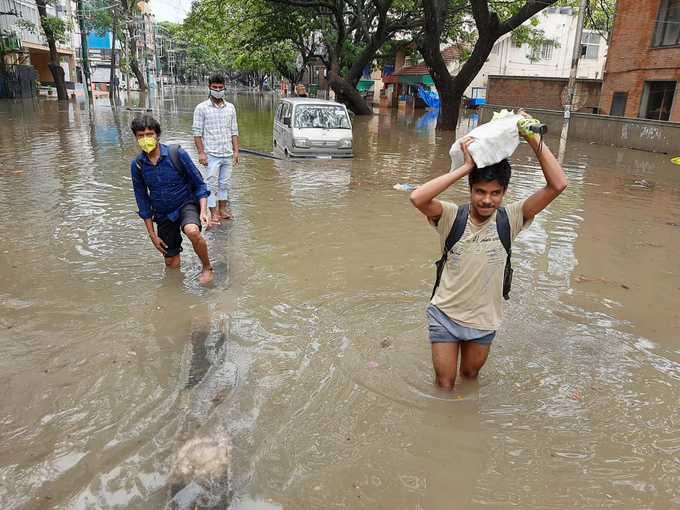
top-left (167, 143), bottom-right (188, 181)
top-left (495, 207), bottom-right (513, 300)
top-left (133, 154), bottom-right (145, 184)
top-left (431, 203), bottom-right (469, 300)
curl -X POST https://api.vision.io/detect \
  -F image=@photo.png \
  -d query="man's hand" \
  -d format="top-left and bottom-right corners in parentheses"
top-left (233, 151), bottom-right (240, 166)
top-left (460, 136), bottom-right (476, 171)
top-left (198, 152), bottom-right (208, 166)
top-left (200, 210), bottom-right (210, 229)
top-left (150, 234), bottom-right (167, 255)
top-left (517, 110), bottom-right (541, 141)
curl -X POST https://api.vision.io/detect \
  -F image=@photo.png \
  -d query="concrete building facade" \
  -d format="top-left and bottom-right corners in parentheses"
top-left (599, 0), bottom-right (680, 121)
top-left (470, 7), bottom-right (609, 93)
top-left (0, 0), bottom-right (79, 86)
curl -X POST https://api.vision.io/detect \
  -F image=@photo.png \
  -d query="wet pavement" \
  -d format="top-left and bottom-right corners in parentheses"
top-left (1, 89), bottom-right (679, 509)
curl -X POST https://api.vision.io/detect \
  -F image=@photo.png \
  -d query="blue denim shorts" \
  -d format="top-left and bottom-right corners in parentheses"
top-left (427, 304), bottom-right (496, 345)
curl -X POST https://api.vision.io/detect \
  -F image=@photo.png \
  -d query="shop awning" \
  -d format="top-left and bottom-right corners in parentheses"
top-left (357, 79), bottom-right (374, 92)
top-left (398, 74), bottom-right (434, 86)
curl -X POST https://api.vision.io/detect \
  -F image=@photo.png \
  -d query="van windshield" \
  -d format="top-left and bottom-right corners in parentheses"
top-left (293, 105), bottom-right (351, 129)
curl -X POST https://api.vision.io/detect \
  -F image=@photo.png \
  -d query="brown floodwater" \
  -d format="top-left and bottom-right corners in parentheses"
top-left (1, 89), bottom-right (679, 509)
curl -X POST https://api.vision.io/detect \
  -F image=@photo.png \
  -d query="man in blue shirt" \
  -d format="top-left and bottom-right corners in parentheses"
top-left (130, 115), bottom-right (214, 285)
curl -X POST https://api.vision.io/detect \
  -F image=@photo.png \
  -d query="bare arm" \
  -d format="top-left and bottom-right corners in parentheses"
top-left (232, 135), bottom-right (240, 166)
top-left (231, 106), bottom-right (240, 165)
top-left (144, 218), bottom-right (167, 255)
top-left (194, 136), bottom-right (208, 166)
top-left (192, 105), bottom-right (207, 166)
top-left (521, 136), bottom-right (568, 222)
top-left (410, 138), bottom-right (475, 222)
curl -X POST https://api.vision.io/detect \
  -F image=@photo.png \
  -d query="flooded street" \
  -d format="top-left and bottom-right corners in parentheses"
top-left (1, 89), bottom-right (679, 509)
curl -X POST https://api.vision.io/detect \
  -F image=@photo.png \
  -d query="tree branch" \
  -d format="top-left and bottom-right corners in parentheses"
top-left (497, 0), bottom-right (560, 36)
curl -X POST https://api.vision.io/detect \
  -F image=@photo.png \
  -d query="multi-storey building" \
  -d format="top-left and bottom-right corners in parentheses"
top-left (599, 0), bottom-right (680, 121)
top-left (0, 0), bottom-right (78, 89)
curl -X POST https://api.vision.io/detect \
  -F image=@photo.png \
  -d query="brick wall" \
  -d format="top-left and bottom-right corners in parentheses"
top-left (599, 0), bottom-right (680, 120)
top-left (486, 75), bottom-right (602, 112)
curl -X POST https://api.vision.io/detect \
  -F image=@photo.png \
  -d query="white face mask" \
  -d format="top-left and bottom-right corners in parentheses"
top-left (210, 89), bottom-right (225, 99)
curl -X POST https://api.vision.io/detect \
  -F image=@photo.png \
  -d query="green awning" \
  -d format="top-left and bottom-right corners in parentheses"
top-left (399, 74), bottom-right (434, 86)
top-left (357, 79), bottom-right (374, 92)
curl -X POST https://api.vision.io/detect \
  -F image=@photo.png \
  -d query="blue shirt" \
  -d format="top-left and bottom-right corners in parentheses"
top-left (131, 144), bottom-right (210, 223)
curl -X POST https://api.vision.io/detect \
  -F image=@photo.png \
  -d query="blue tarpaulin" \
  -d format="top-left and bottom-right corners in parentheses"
top-left (418, 86), bottom-right (440, 110)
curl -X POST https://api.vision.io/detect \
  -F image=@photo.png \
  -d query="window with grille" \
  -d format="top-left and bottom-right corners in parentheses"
top-left (653, 0), bottom-right (680, 47)
top-left (580, 32), bottom-right (600, 59)
top-left (530, 43), bottom-right (554, 61)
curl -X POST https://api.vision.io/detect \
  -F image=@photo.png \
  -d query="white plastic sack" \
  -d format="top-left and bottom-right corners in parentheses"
top-left (449, 111), bottom-right (523, 171)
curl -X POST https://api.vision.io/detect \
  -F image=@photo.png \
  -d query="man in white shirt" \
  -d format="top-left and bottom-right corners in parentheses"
top-left (193, 74), bottom-right (240, 223)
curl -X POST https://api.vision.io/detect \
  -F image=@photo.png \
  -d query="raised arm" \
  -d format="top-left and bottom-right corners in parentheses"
top-left (410, 137), bottom-right (475, 222)
top-left (521, 135), bottom-right (568, 223)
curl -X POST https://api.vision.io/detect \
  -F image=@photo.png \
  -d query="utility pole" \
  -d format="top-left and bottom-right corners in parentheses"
top-left (109, 4), bottom-right (118, 102)
top-left (155, 24), bottom-right (162, 86)
top-left (558, 0), bottom-right (588, 162)
top-left (76, 0), bottom-right (92, 102)
top-left (141, 13), bottom-right (151, 109)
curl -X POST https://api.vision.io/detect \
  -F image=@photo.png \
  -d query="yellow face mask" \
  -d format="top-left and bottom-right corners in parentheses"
top-left (137, 135), bottom-right (157, 153)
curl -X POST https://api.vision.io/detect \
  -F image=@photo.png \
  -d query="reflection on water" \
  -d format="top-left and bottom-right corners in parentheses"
top-left (0, 90), bottom-right (679, 509)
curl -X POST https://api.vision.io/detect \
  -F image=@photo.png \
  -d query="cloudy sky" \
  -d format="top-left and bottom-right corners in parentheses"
top-left (151, 0), bottom-right (193, 23)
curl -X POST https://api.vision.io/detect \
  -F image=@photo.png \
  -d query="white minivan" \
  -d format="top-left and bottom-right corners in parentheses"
top-left (273, 98), bottom-right (353, 158)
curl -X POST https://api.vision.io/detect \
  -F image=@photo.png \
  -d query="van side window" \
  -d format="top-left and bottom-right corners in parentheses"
top-left (275, 104), bottom-right (283, 121)
top-left (282, 103), bottom-right (291, 121)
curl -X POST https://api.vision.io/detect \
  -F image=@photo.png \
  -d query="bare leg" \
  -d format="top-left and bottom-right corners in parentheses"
top-left (459, 342), bottom-right (491, 379)
top-left (210, 207), bottom-right (221, 223)
top-left (431, 342), bottom-right (460, 390)
top-left (183, 224), bottom-right (213, 284)
top-left (218, 200), bottom-right (232, 220)
top-left (165, 255), bottom-right (181, 269)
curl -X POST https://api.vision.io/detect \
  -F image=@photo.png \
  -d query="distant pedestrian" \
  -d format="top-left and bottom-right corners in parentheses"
top-left (192, 73), bottom-right (240, 223)
top-left (130, 114), bottom-right (214, 285)
top-left (295, 84), bottom-right (308, 97)
top-left (409, 113), bottom-right (568, 390)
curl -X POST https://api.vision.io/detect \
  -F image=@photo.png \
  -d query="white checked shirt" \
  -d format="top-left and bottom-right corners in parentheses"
top-left (192, 99), bottom-right (239, 157)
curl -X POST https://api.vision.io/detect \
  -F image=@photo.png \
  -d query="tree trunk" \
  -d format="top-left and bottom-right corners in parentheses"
top-left (419, 0), bottom-right (560, 130)
top-left (327, 70), bottom-right (372, 114)
top-left (36, 0), bottom-right (68, 100)
top-left (47, 60), bottom-right (68, 100)
top-left (126, 22), bottom-right (146, 91)
top-left (128, 51), bottom-right (146, 91)
top-left (436, 82), bottom-right (462, 131)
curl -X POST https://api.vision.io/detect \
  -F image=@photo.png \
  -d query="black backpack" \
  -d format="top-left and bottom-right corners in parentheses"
top-left (431, 203), bottom-right (513, 300)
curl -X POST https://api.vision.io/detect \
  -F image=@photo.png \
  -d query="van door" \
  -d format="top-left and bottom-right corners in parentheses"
top-left (281, 103), bottom-right (293, 152)
top-left (273, 103), bottom-right (283, 146)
